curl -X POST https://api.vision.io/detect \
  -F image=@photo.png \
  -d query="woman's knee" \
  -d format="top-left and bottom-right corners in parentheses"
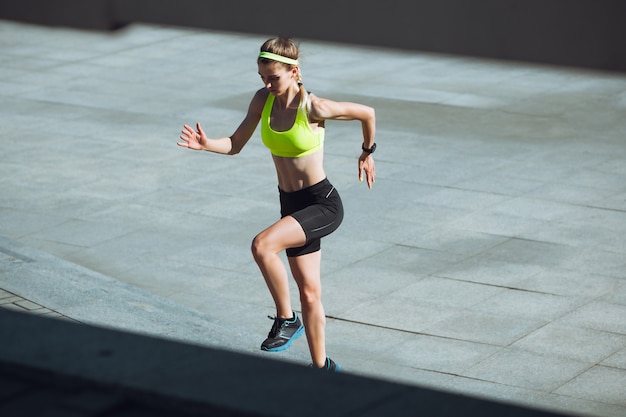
top-left (251, 233), bottom-right (266, 261)
top-left (251, 229), bottom-right (280, 261)
top-left (299, 285), bottom-right (322, 308)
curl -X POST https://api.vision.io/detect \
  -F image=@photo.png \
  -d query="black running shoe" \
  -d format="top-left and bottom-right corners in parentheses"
top-left (261, 311), bottom-right (304, 352)
top-left (310, 357), bottom-right (341, 372)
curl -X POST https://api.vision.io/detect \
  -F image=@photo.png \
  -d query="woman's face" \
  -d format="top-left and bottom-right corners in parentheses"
top-left (258, 62), bottom-right (297, 96)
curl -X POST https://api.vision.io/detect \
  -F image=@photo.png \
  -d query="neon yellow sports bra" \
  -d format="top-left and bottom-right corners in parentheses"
top-left (261, 94), bottom-right (324, 158)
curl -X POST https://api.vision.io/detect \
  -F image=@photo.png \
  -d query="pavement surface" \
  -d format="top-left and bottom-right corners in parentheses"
top-left (0, 19), bottom-right (625, 417)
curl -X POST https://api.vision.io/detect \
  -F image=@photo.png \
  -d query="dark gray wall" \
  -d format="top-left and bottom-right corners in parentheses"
top-left (1, 0), bottom-right (625, 71)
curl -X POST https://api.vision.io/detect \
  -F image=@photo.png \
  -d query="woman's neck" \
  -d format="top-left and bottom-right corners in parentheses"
top-left (274, 84), bottom-right (301, 109)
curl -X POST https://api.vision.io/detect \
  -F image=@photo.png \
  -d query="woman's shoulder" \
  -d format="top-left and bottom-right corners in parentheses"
top-left (308, 92), bottom-right (322, 102)
top-left (308, 93), bottom-right (333, 119)
top-left (253, 87), bottom-right (270, 100)
top-left (309, 93), bottom-right (333, 108)
top-left (247, 88), bottom-right (271, 115)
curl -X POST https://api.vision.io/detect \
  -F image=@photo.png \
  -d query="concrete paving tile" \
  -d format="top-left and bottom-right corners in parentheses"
top-left (534, 225), bottom-right (624, 256)
top-left (599, 191), bottom-right (626, 212)
top-left (348, 175), bottom-right (441, 207)
top-left (395, 159), bottom-right (488, 188)
top-left (384, 202), bottom-right (470, 233)
top-left (20, 85), bottom-right (127, 111)
top-left (472, 289), bottom-right (586, 322)
top-left (601, 348), bottom-right (626, 370)
top-left (401, 228), bottom-right (510, 257)
top-left (447, 376), bottom-right (626, 417)
top-left (86, 220), bottom-right (252, 278)
top-left (195, 273), bottom-right (272, 311)
top-left (561, 249), bottom-right (626, 280)
top-left (323, 262), bottom-right (427, 299)
top-left (477, 238), bottom-right (571, 269)
top-left (15, 236), bottom-right (87, 261)
top-left (355, 244), bottom-right (466, 277)
top-left (450, 210), bottom-right (550, 239)
top-left (600, 283), bottom-right (626, 306)
top-left (298, 264), bottom-right (376, 314)
top-left (512, 323), bottom-right (626, 363)
top-left (388, 334), bottom-right (501, 375)
top-left (40, 46), bottom-right (106, 62)
top-left (555, 366), bottom-right (626, 408)
top-left (556, 302), bottom-right (626, 335)
top-left (0, 78), bottom-right (42, 95)
top-left (464, 349), bottom-right (592, 392)
top-left (341, 292), bottom-right (458, 334)
top-left (567, 204), bottom-right (626, 230)
top-left (525, 182), bottom-right (618, 207)
top-left (0, 54), bottom-right (64, 72)
top-left (324, 288), bottom-right (389, 318)
top-left (316, 234), bottom-right (397, 268)
top-left (494, 154), bottom-right (582, 183)
top-left (491, 198), bottom-right (584, 222)
top-left (516, 269), bottom-right (623, 299)
top-left (28, 218), bottom-right (136, 249)
top-left (423, 310), bottom-right (544, 347)
top-left (437, 256), bottom-right (545, 287)
top-left (187, 194), bottom-right (278, 223)
top-left (391, 276), bottom-right (505, 309)
top-left (347, 359), bottom-right (458, 393)
top-left (453, 174), bottom-right (544, 197)
top-left (325, 319), bottom-right (417, 363)
top-left (414, 187), bottom-right (511, 212)
top-left (118, 256), bottom-right (248, 297)
top-left (593, 152), bottom-right (626, 174)
top-left (0, 208), bottom-right (69, 240)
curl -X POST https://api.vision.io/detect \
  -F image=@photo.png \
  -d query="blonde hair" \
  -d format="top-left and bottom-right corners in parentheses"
top-left (258, 37), bottom-right (309, 111)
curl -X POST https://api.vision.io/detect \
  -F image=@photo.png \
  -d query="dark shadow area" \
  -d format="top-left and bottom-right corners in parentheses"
top-left (0, 309), bottom-right (573, 417)
top-left (1, 0), bottom-right (625, 72)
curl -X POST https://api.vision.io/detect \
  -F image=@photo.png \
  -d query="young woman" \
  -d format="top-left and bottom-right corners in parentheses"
top-left (178, 37), bottom-right (376, 371)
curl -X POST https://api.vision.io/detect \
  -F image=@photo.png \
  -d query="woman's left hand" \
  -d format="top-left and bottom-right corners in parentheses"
top-left (359, 153), bottom-right (375, 189)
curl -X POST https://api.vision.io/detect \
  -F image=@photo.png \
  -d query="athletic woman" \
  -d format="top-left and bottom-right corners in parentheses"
top-left (178, 37), bottom-right (376, 371)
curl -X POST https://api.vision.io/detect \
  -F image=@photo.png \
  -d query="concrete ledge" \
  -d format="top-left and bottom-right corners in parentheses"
top-left (0, 0), bottom-right (117, 30)
top-left (0, 0), bottom-right (625, 72)
top-left (0, 309), bottom-right (571, 417)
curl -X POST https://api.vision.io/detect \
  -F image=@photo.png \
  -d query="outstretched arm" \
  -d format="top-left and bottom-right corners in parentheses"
top-left (310, 96), bottom-right (376, 188)
top-left (177, 89), bottom-right (267, 155)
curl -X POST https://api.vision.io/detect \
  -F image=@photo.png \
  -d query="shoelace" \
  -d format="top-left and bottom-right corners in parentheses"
top-left (267, 315), bottom-right (283, 338)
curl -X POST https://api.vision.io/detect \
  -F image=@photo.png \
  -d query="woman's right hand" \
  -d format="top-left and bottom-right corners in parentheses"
top-left (178, 123), bottom-right (207, 150)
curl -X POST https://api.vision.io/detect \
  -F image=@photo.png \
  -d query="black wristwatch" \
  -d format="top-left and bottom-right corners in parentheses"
top-left (362, 142), bottom-right (377, 154)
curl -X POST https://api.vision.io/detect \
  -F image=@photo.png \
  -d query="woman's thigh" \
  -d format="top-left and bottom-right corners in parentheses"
top-left (253, 215), bottom-right (307, 254)
top-left (288, 251), bottom-right (322, 298)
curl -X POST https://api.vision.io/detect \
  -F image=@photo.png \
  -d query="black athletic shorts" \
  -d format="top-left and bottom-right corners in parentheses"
top-left (279, 178), bottom-right (344, 257)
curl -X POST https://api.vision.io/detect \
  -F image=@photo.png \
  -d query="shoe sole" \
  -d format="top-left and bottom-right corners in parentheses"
top-left (261, 325), bottom-right (305, 352)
